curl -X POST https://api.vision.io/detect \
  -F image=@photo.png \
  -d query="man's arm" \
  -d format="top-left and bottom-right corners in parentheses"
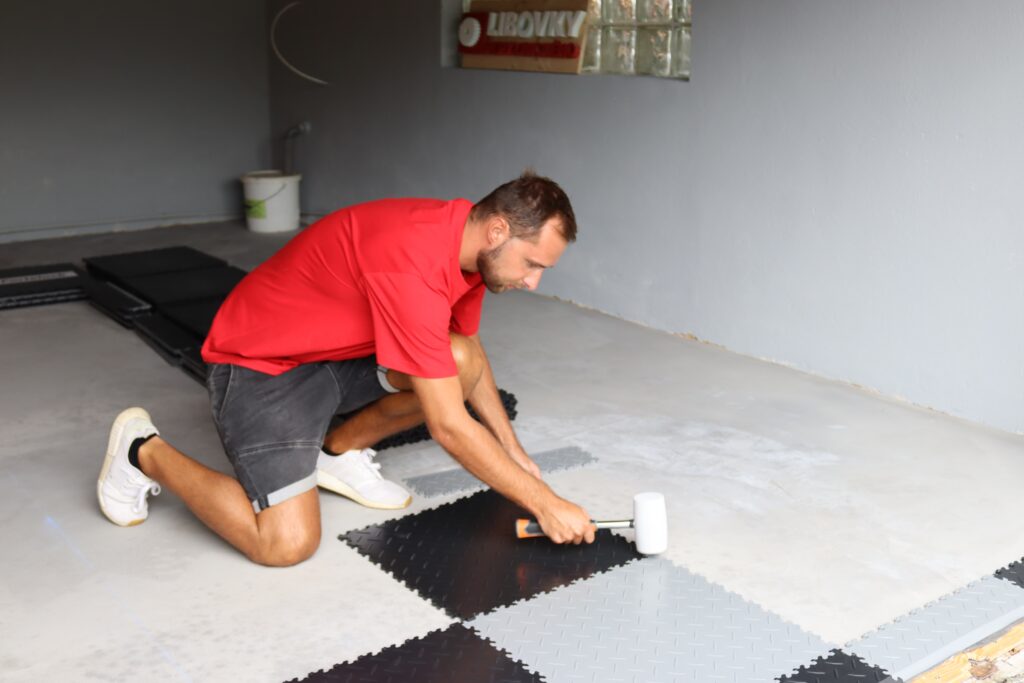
top-left (411, 374), bottom-right (594, 544)
top-left (464, 333), bottom-right (541, 478)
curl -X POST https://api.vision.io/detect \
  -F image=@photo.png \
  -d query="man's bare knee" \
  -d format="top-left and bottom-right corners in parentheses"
top-left (449, 333), bottom-right (483, 395)
top-left (250, 525), bottom-right (320, 567)
top-left (248, 490), bottom-right (321, 567)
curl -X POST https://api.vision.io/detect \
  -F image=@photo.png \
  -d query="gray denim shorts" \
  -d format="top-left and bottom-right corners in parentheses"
top-left (207, 358), bottom-right (394, 513)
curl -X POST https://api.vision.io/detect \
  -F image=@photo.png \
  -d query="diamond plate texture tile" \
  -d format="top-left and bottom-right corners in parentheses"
top-left (287, 623), bottom-right (544, 683)
top-left (996, 557), bottom-right (1024, 591)
top-left (848, 574), bottom-right (1024, 681)
top-left (470, 557), bottom-right (831, 683)
top-left (778, 649), bottom-right (894, 682)
top-left (341, 489), bottom-right (640, 620)
top-left (405, 446), bottom-right (597, 497)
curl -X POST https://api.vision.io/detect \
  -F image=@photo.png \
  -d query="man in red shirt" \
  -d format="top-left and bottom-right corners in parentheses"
top-left (97, 172), bottom-right (596, 566)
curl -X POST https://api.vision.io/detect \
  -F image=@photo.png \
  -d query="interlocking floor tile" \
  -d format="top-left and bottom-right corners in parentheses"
top-left (848, 574), bottom-right (1024, 681)
top-left (84, 278), bottom-right (151, 326)
top-left (120, 265), bottom-right (246, 305)
top-left (341, 489), bottom-right (640, 620)
top-left (288, 624), bottom-right (543, 683)
top-left (161, 297), bottom-right (224, 338)
top-left (996, 557), bottom-right (1024, 591)
top-left (0, 263), bottom-right (86, 309)
top-left (470, 557), bottom-right (831, 683)
top-left (84, 245), bottom-right (226, 281)
top-left (778, 649), bottom-right (894, 682)
top-left (0, 288), bottom-right (86, 309)
top-left (180, 346), bottom-right (209, 384)
top-left (405, 446), bottom-right (597, 497)
top-left (133, 313), bottom-right (202, 366)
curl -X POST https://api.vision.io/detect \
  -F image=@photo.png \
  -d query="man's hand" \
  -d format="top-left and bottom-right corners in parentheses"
top-left (535, 495), bottom-right (596, 545)
top-left (508, 445), bottom-right (542, 479)
top-left (410, 374), bottom-right (591, 545)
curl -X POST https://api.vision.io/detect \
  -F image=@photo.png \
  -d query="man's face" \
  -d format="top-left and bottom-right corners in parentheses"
top-left (477, 217), bottom-right (568, 294)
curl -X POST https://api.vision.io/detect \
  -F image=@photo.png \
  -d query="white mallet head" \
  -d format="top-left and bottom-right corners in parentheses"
top-left (632, 492), bottom-right (668, 555)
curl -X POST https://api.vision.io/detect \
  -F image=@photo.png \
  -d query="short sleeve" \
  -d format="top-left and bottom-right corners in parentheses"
top-left (362, 272), bottom-right (457, 378)
top-left (450, 282), bottom-right (486, 336)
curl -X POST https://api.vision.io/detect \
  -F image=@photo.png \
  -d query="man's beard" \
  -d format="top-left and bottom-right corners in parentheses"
top-left (477, 241), bottom-right (514, 293)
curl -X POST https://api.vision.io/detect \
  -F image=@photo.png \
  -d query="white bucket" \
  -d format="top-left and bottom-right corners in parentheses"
top-left (240, 170), bottom-right (302, 233)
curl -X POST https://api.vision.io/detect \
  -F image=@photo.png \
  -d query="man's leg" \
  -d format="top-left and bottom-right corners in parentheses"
top-left (324, 333), bottom-right (484, 453)
top-left (97, 363), bottom-right (342, 566)
top-left (137, 438), bottom-right (320, 567)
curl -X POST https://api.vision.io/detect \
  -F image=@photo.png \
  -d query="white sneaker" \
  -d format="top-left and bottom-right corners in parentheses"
top-left (316, 448), bottom-right (411, 510)
top-left (98, 407), bottom-right (162, 527)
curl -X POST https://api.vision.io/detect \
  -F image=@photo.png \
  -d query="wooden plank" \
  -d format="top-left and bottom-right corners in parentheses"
top-left (911, 619), bottom-right (1024, 682)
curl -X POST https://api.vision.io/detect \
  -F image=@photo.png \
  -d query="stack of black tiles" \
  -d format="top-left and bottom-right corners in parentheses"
top-left (0, 263), bottom-right (89, 309)
top-left (84, 246), bottom-right (245, 384)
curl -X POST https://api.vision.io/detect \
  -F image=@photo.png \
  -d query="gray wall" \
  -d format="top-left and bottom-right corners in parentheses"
top-left (267, 0), bottom-right (1024, 433)
top-left (0, 0), bottom-right (271, 241)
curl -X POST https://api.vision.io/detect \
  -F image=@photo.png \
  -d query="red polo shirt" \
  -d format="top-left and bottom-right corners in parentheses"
top-left (201, 198), bottom-right (485, 378)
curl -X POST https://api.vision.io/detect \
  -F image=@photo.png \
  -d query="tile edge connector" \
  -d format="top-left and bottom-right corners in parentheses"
top-left (843, 557), bottom-right (1024, 682)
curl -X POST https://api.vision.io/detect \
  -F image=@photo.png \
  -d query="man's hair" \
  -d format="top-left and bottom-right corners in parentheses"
top-left (471, 170), bottom-right (577, 243)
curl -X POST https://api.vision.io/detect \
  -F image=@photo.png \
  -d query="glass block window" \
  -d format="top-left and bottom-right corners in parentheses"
top-left (582, 0), bottom-right (691, 79)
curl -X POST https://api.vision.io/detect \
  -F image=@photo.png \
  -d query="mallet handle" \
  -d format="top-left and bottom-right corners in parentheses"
top-left (514, 518), bottom-right (633, 539)
top-left (595, 519), bottom-right (633, 529)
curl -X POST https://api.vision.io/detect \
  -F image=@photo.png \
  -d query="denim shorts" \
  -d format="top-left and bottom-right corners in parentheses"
top-left (207, 358), bottom-right (394, 513)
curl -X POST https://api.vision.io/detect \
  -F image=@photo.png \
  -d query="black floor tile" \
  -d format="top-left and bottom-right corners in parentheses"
top-left (0, 263), bottom-right (86, 309)
top-left (119, 266), bottom-right (246, 305)
top-left (341, 489), bottom-right (640, 620)
top-left (179, 347), bottom-right (209, 384)
top-left (161, 298), bottom-right (224, 338)
top-left (996, 557), bottom-right (1024, 590)
top-left (133, 314), bottom-right (203, 366)
top-left (779, 649), bottom-right (894, 682)
top-left (0, 289), bottom-right (86, 310)
top-left (289, 624), bottom-right (543, 683)
top-left (84, 246), bottom-right (226, 282)
top-left (84, 279), bottom-right (151, 327)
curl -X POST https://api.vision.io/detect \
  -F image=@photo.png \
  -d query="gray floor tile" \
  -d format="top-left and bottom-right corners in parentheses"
top-left (405, 446), bottom-right (596, 497)
top-left (470, 557), bottom-right (831, 683)
top-left (848, 574), bottom-right (1024, 681)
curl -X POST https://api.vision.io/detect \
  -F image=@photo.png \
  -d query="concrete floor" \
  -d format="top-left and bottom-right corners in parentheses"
top-left (2, 221), bottom-right (1024, 681)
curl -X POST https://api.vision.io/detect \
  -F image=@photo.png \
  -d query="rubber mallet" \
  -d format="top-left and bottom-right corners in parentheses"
top-left (515, 491), bottom-right (668, 555)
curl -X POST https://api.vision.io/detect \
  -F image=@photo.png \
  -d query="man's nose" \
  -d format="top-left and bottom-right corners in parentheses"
top-left (523, 270), bottom-right (543, 290)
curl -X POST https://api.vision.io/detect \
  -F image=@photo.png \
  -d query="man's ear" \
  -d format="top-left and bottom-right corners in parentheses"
top-left (487, 215), bottom-right (510, 246)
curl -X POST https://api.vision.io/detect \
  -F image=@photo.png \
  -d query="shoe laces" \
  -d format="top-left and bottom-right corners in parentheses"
top-left (132, 482), bottom-right (161, 514)
top-left (353, 448), bottom-right (383, 480)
